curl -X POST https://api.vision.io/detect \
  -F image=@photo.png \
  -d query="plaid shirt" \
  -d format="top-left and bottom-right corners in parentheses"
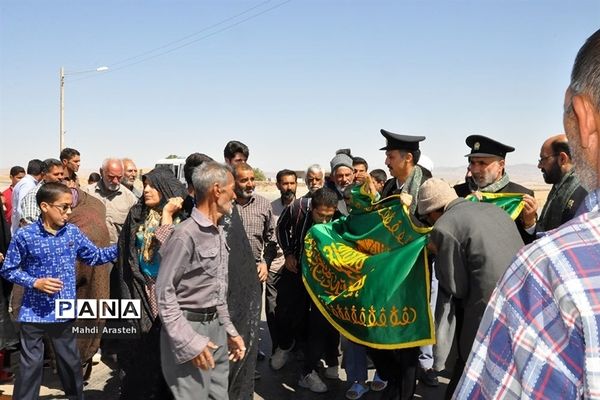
top-left (19, 181), bottom-right (44, 225)
top-left (454, 188), bottom-right (600, 399)
top-left (235, 194), bottom-right (277, 265)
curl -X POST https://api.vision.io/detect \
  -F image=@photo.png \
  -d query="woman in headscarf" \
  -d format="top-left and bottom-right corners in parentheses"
top-left (112, 167), bottom-right (187, 400)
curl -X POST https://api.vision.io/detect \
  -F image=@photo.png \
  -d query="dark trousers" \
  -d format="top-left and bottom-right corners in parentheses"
top-left (368, 347), bottom-right (420, 400)
top-left (302, 304), bottom-right (339, 375)
top-left (265, 269), bottom-right (283, 351)
top-left (273, 269), bottom-right (309, 351)
top-left (15, 321), bottom-right (83, 400)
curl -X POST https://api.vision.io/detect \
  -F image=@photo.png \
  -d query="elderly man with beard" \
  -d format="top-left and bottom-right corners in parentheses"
top-left (535, 134), bottom-right (588, 232)
top-left (305, 164), bottom-right (325, 196)
top-left (170, 152), bottom-right (260, 399)
top-left (121, 158), bottom-right (142, 198)
top-left (325, 152), bottom-right (355, 216)
top-left (266, 169), bottom-right (297, 354)
top-left (157, 161), bottom-right (246, 399)
top-left (454, 135), bottom-right (538, 244)
top-left (83, 158), bottom-right (138, 245)
top-left (455, 29), bottom-right (600, 399)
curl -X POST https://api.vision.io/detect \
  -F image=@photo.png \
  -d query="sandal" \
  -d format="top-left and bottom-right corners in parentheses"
top-left (370, 372), bottom-right (388, 392)
top-left (345, 382), bottom-right (368, 400)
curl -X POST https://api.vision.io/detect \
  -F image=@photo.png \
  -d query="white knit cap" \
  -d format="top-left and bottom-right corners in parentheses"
top-left (417, 178), bottom-right (458, 215)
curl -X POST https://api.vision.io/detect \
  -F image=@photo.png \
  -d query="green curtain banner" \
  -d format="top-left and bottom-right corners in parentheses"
top-left (465, 192), bottom-right (525, 220)
top-left (301, 183), bottom-right (435, 349)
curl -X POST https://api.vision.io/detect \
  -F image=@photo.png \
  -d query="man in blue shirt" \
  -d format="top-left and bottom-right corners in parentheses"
top-left (1, 182), bottom-right (117, 400)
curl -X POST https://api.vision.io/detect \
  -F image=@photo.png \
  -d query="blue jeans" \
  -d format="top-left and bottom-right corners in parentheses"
top-left (342, 338), bottom-right (368, 382)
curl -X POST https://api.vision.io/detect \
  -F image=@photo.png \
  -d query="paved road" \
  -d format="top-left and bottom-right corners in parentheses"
top-left (0, 320), bottom-right (450, 399)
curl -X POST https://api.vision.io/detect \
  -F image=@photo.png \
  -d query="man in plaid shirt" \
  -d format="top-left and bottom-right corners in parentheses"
top-left (455, 28), bottom-right (600, 399)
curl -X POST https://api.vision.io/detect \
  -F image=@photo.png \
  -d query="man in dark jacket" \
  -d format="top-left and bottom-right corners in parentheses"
top-left (454, 135), bottom-right (538, 244)
top-left (370, 129), bottom-right (433, 399)
top-left (536, 134), bottom-right (588, 232)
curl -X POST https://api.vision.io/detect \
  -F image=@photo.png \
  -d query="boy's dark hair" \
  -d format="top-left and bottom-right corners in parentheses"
top-left (311, 187), bottom-right (338, 209)
top-left (276, 169), bottom-right (297, 184)
top-left (36, 182), bottom-right (71, 206)
top-left (352, 156), bottom-right (368, 170)
top-left (370, 168), bottom-right (388, 183)
top-left (223, 140), bottom-right (249, 161)
top-left (184, 153), bottom-right (214, 185)
top-left (42, 158), bottom-right (63, 173)
top-left (88, 172), bottom-right (101, 184)
top-left (26, 159), bottom-right (45, 176)
top-left (59, 147), bottom-right (80, 162)
top-left (9, 165), bottom-right (25, 177)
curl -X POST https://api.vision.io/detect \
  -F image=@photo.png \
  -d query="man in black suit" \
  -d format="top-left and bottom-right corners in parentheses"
top-left (454, 135), bottom-right (538, 244)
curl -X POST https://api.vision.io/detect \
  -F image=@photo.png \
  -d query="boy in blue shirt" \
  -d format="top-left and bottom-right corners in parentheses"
top-left (1, 182), bottom-right (117, 400)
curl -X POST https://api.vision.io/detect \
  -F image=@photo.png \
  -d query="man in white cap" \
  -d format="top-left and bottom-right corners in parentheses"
top-left (325, 150), bottom-right (355, 215)
top-left (417, 178), bottom-right (523, 399)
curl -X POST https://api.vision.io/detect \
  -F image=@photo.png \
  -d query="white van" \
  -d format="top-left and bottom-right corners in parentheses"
top-left (155, 158), bottom-right (187, 184)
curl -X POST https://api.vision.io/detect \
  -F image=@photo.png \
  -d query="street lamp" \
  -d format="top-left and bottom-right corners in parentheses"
top-left (59, 66), bottom-right (109, 152)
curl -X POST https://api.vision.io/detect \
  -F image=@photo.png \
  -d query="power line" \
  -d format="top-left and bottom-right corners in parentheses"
top-left (108, 0), bottom-right (273, 68)
top-left (70, 0), bottom-right (291, 82)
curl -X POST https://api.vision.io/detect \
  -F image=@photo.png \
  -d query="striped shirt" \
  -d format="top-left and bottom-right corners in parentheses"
top-left (454, 188), bottom-right (600, 399)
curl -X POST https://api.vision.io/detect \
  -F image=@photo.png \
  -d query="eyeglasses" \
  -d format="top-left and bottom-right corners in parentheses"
top-left (538, 154), bottom-right (558, 163)
top-left (48, 203), bottom-right (72, 214)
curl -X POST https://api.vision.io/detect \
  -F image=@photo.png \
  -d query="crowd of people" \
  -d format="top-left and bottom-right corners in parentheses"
top-left (0, 28), bottom-right (599, 400)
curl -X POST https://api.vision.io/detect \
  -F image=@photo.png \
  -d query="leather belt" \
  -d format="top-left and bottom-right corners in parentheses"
top-left (182, 307), bottom-right (217, 322)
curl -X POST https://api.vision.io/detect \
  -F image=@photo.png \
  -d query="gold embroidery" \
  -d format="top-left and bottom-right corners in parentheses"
top-left (325, 303), bottom-right (418, 328)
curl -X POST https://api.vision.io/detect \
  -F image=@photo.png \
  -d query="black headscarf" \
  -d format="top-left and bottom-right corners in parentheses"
top-left (112, 167), bottom-right (187, 333)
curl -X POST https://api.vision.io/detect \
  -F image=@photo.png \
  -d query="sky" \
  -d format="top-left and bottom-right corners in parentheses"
top-left (1, 0), bottom-right (599, 175)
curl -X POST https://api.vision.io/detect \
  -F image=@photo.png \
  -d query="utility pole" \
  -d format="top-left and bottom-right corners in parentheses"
top-left (60, 66), bottom-right (65, 152)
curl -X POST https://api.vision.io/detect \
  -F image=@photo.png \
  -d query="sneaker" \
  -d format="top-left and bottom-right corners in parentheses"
top-left (298, 370), bottom-right (328, 393)
top-left (419, 368), bottom-right (439, 387)
top-left (270, 346), bottom-right (292, 370)
top-left (324, 365), bottom-right (339, 379)
top-left (370, 373), bottom-right (388, 392)
top-left (345, 382), bottom-right (369, 400)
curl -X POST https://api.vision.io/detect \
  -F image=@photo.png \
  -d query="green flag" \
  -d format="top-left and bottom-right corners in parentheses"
top-left (465, 192), bottom-right (525, 220)
top-left (301, 184), bottom-right (435, 349)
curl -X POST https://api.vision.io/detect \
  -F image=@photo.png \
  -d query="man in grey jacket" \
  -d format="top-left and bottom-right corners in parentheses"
top-left (417, 178), bottom-right (524, 399)
top-left (157, 161), bottom-right (246, 399)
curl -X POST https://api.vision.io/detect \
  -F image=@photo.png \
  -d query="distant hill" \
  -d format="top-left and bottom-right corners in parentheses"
top-left (434, 163), bottom-right (546, 187)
